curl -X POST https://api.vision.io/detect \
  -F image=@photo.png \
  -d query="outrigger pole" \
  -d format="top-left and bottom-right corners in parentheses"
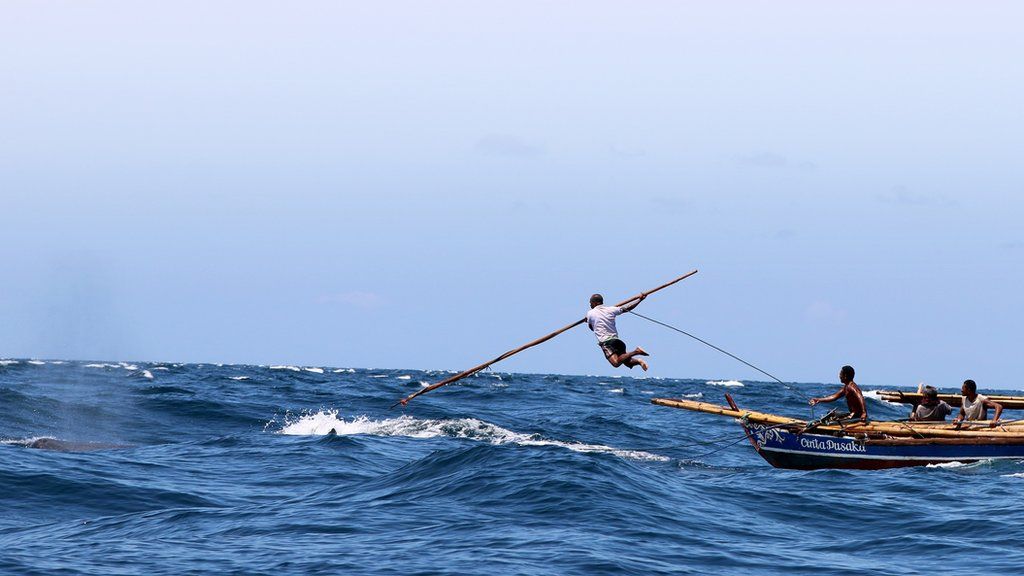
top-left (391, 269), bottom-right (699, 408)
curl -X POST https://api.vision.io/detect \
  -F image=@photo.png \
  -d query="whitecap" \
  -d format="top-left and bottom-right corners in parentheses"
top-left (419, 381), bottom-right (431, 387)
top-left (230, 376), bottom-right (250, 381)
top-left (0, 360), bottom-right (20, 366)
top-left (926, 459), bottom-right (992, 469)
top-left (275, 411), bottom-right (668, 462)
top-left (49, 361), bottom-right (66, 365)
top-left (863, 390), bottom-right (907, 406)
top-left (141, 370), bottom-right (154, 380)
top-left (1002, 472), bottom-right (1024, 478)
top-left (609, 388), bottom-right (625, 394)
top-left (681, 392), bottom-right (704, 399)
top-left (396, 375), bottom-right (412, 380)
top-left (332, 368), bottom-right (356, 373)
top-left (370, 374), bottom-right (388, 379)
top-left (27, 360), bottom-right (45, 366)
top-left (120, 363), bottom-right (139, 371)
top-left (270, 365), bottom-right (301, 372)
top-left (84, 363), bottom-right (116, 369)
top-left (303, 367), bottom-right (324, 374)
top-left (707, 380), bottom-right (744, 387)
top-left (151, 366), bottom-right (170, 371)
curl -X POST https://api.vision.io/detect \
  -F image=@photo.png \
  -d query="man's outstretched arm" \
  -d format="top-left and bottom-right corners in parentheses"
top-left (809, 388), bottom-right (845, 406)
top-left (620, 292), bottom-right (647, 313)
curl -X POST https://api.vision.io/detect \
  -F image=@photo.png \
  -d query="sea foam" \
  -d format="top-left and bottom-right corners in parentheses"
top-left (707, 380), bottom-right (744, 387)
top-left (275, 411), bottom-right (668, 462)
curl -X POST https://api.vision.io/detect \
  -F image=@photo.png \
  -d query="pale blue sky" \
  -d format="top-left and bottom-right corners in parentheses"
top-left (2, 2), bottom-right (1022, 389)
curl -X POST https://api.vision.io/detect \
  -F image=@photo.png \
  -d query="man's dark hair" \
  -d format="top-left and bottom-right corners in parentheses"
top-left (841, 365), bottom-right (855, 380)
top-left (964, 379), bottom-right (977, 394)
top-left (590, 294), bottom-right (604, 306)
top-left (923, 385), bottom-right (939, 400)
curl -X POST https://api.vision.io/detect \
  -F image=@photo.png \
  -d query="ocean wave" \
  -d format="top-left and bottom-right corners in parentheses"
top-left (230, 376), bottom-right (249, 381)
top-left (27, 360), bottom-right (46, 366)
top-left (396, 375), bottom-right (412, 380)
top-left (269, 365), bottom-right (301, 372)
top-left (0, 360), bottom-right (19, 366)
top-left (274, 411), bottom-right (668, 462)
top-left (304, 367), bottom-right (324, 374)
top-left (332, 368), bottom-right (356, 373)
top-left (706, 380), bottom-right (743, 387)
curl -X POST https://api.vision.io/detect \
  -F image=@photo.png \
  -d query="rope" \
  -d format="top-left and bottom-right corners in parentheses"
top-left (628, 311), bottom-right (788, 386)
top-left (683, 422), bottom-right (792, 460)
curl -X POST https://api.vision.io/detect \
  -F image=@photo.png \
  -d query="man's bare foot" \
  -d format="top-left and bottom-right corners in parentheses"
top-left (635, 346), bottom-right (649, 357)
top-left (636, 359), bottom-right (648, 371)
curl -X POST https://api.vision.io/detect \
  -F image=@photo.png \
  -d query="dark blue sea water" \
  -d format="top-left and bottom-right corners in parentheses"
top-left (2, 359), bottom-right (1022, 575)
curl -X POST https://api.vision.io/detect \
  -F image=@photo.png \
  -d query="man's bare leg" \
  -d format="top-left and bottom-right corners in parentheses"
top-left (615, 350), bottom-right (649, 371)
top-left (623, 357), bottom-right (648, 371)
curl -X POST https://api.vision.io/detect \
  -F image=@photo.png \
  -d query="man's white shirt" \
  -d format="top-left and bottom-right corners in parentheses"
top-left (586, 305), bottom-right (625, 343)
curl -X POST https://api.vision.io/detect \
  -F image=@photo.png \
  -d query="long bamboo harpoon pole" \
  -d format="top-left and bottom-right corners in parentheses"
top-left (391, 269), bottom-right (699, 408)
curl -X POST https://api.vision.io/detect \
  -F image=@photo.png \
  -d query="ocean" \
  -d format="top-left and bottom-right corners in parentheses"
top-left (1, 359), bottom-right (1022, 575)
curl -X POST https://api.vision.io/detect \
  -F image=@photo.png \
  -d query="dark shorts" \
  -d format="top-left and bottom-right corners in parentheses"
top-left (599, 338), bottom-right (627, 358)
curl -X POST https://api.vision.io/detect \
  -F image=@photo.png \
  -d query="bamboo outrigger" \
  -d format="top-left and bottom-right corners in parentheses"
top-left (874, 390), bottom-right (1024, 410)
top-left (653, 394), bottom-right (1024, 470)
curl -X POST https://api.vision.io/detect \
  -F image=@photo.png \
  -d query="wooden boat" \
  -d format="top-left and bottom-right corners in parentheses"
top-left (652, 395), bottom-right (1024, 470)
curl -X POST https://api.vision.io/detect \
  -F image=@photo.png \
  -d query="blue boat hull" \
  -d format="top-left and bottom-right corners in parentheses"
top-left (744, 424), bottom-right (1024, 470)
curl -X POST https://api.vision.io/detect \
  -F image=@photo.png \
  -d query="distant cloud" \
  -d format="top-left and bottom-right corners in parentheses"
top-left (999, 241), bottom-right (1024, 251)
top-left (737, 152), bottom-right (788, 167)
top-left (805, 300), bottom-right (847, 325)
top-left (736, 152), bottom-right (817, 172)
top-left (649, 196), bottom-right (692, 213)
top-left (609, 145), bottom-right (647, 158)
top-left (795, 160), bottom-right (818, 173)
top-left (876, 185), bottom-right (957, 207)
top-left (475, 134), bottom-right (544, 158)
top-left (316, 291), bottom-right (384, 308)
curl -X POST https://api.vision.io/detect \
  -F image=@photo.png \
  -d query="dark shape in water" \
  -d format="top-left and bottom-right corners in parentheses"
top-left (25, 438), bottom-right (130, 452)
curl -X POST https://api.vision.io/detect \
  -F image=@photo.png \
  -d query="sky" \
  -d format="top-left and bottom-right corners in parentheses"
top-left (1, 1), bottom-right (1023, 390)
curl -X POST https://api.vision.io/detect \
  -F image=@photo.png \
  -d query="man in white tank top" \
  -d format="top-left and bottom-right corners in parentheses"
top-left (953, 379), bottom-right (1003, 428)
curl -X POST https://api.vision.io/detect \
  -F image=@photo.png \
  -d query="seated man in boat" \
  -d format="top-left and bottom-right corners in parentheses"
top-left (910, 385), bottom-right (952, 421)
top-left (808, 365), bottom-right (867, 423)
top-left (953, 379), bottom-right (1003, 428)
top-left (586, 293), bottom-right (649, 371)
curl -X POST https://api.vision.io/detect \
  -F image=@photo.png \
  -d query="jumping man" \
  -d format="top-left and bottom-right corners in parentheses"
top-left (586, 293), bottom-right (649, 371)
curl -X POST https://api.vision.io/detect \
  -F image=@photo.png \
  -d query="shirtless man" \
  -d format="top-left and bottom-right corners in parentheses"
top-left (808, 365), bottom-right (868, 423)
top-left (952, 379), bottom-right (1003, 428)
top-left (586, 293), bottom-right (649, 371)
